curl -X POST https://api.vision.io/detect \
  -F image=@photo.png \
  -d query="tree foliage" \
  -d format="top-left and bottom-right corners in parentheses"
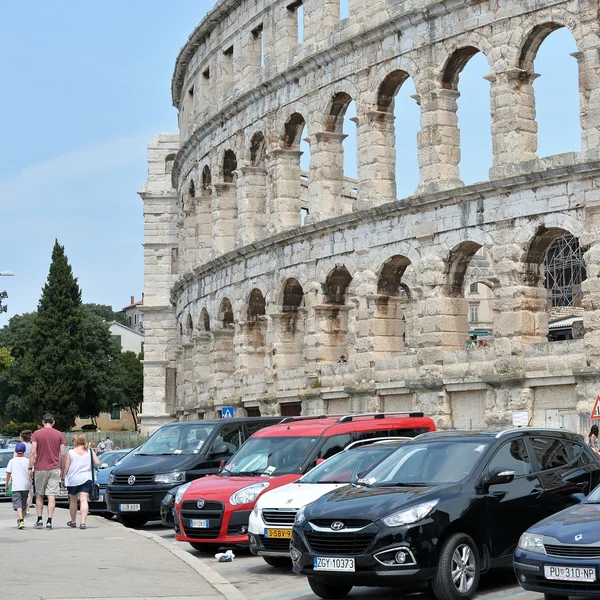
top-left (83, 303), bottom-right (127, 326)
top-left (117, 351), bottom-right (144, 428)
top-left (0, 347), bottom-right (13, 374)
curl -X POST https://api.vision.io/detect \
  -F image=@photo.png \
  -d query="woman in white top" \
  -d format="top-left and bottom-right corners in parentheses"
top-left (62, 434), bottom-right (100, 529)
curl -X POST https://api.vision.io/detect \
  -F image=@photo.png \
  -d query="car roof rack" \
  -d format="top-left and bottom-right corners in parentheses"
top-left (344, 436), bottom-right (414, 450)
top-left (278, 415), bottom-right (329, 424)
top-left (495, 427), bottom-right (578, 438)
top-left (336, 412), bottom-right (425, 423)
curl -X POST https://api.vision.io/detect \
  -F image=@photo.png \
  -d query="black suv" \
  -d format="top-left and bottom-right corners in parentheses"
top-left (106, 417), bottom-right (280, 527)
top-left (291, 429), bottom-right (600, 600)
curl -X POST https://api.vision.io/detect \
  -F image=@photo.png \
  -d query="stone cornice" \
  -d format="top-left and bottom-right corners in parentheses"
top-left (170, 157), bottom-right (600, 305)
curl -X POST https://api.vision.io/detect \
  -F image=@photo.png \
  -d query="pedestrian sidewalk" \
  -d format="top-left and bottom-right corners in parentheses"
top-left (0, 499), bottom-right (244, 600)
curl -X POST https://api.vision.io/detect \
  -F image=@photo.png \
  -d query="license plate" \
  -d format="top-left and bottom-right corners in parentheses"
top-left (190, 519), bottom-right (209, 528)
top-left (57, 489), bottom-right (68, 497)
top-left (119, 504), bottom-right (140, 512)
top-left (544, 565), bottom-right (596, 582)
top-left (314, 557), bottom-right (355, 572)
top-left (264, 528), bottom-right (292, 539)
top-left (171, 508), bottom-right (175, 515)
top-left (97, 494), bottom-right (104, 502)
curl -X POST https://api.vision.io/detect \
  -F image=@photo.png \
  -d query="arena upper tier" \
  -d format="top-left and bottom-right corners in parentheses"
top-left (139, 0), bottom-right (600, 434)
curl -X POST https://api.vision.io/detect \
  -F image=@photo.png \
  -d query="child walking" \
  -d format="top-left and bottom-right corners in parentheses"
top-left (6, 442), bottom-right (32, 529)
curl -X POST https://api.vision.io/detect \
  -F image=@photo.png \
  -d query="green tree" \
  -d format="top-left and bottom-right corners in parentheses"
top-left (83, 303), bottom-right (127, 325)
top-left (20, 240), bottom-right (87, 431)
top-left (0, 347), bottom-right (13, 374)
top-left (118, 351), bottom-right (143, 429)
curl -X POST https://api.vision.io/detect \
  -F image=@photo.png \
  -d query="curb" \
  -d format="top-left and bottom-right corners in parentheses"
top-left (99, 517), bottom-right (248, 600)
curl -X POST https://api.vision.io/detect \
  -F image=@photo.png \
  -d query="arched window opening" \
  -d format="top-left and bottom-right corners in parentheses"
top-left (248, 288), bottom-right (266, 320)
top-left (284, 113), bottom-right (306, 149)
top-left (250, 132), bottom-right (266, 167)
top-left (282, 113), bottom-right (309, 227)
top-left (343, 100), bottom-right (357, 183)
top-left (223, 150), bottom-right (237, 183)
top-left (323, 266), bottom-right (352, 305)
top-left (283, 278), bottom-right (304, 312)
top-left (523, 26), bottom-right (581, 157)
top-left (187, 314), bottom-right (194, 333)
top-left (165, 153), bottom-right (176, 175)
top-left (544, 233), bottom-right (586, 310)
top-left (377, 255), bottom-right (411, 296)
top-left (443, 48), bottom-right (493, 185)
top-left (445, 241), bottom-right (483, 298)
top-left (188, 180), bottom-right (196, 198)
top-left (340, 0), bottom-right (349, 19)
top-left (246, 288), bottom-right (267, 356)
top-left (201, 307), bottom-right (210, 332)
top-left (202, 165), bottom-right (212, 196)
top-left (276, 278), bottom-right (306, 370)
top-left (219, 298), bottom-right (234, 327)
top-left (464, 277), bottom-right (495, 341)
top-left (377, 71), bottom-right (420, 199)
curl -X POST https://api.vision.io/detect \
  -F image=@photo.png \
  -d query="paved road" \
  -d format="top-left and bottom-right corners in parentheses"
top-left (147, 521), bottom-right (546, 600)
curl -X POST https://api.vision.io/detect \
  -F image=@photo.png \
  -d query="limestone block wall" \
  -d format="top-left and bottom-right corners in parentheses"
top-left (140, 0), bottom-right (600, 433)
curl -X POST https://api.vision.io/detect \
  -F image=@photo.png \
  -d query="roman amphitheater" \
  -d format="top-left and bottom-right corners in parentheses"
top-left (139, 0), bottom-right (600, 434)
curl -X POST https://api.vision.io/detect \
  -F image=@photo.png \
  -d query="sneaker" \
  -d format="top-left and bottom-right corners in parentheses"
top-left (33, 520), bottom-right (43, 528)
top-left (45, 521), bottom-right (52, 529)
top-left (17, 520), bottom-right (24, 530)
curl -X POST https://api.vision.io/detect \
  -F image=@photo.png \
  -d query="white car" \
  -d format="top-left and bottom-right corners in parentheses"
top-left (248, 437), bottom-right (410, 567)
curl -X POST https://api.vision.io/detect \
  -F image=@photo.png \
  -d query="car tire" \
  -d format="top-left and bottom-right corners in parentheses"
top-left (190, 542), bottom-right (215, 553)
top-left (102, 512), bottom-right (114, 519)
top-left (117, 515), bottom-right (148, 528)
top-left (262, 556), bottom-right (292, 568)
top-left (432, 533), bottom-right (480, 600)
top-left (307, 576), bottom-right (352, 599)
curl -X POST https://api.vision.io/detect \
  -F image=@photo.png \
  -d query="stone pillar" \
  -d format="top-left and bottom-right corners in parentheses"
top-left (212, 328), bottom-right (236, 382)
top-left (416, 89), bottom-right (463, 194)
top-left (238, 319), bottom-right (268, 374)
top-left (582, 243), bottom-right (600, 368)
top-left (575, 45), bottom-right (600, 156)
top-left (356, 111), bottom-right (396, 207)
top-left (193, 332), bottom-right (214, 414)
top-left (308, 131), bottom-right (347, 220)
top-left (212, 182), bottom-right (237, 255)
top-left (184, 204), bottom-right (196, 270)
top-left (302, 0), bottom-right (339, 45)
top-left (237, 165), bottom-right (267, 246)
top-left (268, 2), bottom-right (300, 68)
top-left (488, 68), bottom-right (540, 178)
top-left (267, 148), bottom-right (303, 234)
top-left (195, 194), bottom-right (213, 266)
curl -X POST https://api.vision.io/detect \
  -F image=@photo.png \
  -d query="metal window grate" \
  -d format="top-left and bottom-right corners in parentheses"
top-left (544, 233), bottom-right (586, 308)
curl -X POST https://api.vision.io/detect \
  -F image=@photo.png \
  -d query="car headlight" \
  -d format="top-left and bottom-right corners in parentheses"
top-left (518, 532), bottom-right (546, 554)
top-left (174, 482), bottom-right (192, 505)
top-left (108, 472), bottom-right (115, 485)
top-left (294, 506), bottom-right (306, 527)
top-left (382, 499), bottom-right (439, 527)
top-left (229, 482), bottom-right (270, 506)
top-left (154, 471), bottom-right (185, 484)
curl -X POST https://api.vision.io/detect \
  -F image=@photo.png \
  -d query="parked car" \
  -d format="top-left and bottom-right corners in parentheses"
top-left (98, 449), bottom-right (131, 470)
top-left (514, 477), bottom-right (600, 599)
top-left (174, 412), bottom-right (435, 553)
top-left (0, 449), bottom-right (14, 496)
top-left (291, 428), bottom-right (600, 600)
top-left (106, 417), bottom-right (282, 527)
top-left (160, 485), bottom-right (181, 527)
top-left (249, 437), bottom-right (412, 567)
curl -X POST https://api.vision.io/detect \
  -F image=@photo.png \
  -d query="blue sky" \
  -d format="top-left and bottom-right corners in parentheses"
top-left (0, 3), bottom-right (580, 324)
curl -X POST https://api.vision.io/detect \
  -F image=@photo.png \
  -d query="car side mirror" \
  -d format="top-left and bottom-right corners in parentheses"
top-left (210, 443), bottom-right (230, 457)
top-left (486, 467), bottom-right (515, 487)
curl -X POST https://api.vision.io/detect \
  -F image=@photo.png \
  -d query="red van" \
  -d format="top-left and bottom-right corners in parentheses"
top-left (173, 412), bottom-right (436, 551)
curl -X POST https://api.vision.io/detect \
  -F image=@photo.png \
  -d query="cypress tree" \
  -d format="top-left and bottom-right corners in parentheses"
top-left (22, 240), bottom-right (86, 430)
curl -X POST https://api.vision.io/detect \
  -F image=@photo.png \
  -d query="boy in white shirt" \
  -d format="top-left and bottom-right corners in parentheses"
top-left (6, 443), bottom-right (32, 529)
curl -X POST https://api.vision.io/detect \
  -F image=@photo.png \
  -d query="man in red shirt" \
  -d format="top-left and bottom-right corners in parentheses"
top-left (28, 414), bottom-right (66, 529)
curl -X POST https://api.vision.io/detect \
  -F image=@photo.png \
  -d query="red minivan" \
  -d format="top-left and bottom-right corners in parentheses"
top-left (173, 412), bottom-right (436, 551)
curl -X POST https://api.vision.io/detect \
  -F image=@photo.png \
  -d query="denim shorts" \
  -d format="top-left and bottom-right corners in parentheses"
top-left (67, 480), bottom-right (92, 496)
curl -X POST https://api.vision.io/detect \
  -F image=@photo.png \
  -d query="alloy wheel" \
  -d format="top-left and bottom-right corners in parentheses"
top-left (451, 543), bottom-right (476, 593)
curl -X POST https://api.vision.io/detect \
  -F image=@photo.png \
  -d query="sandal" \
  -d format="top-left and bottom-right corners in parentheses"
top-left (79, 523), bottom-right (87, 529)
top-left (66, 521), bottom-right (77, 528)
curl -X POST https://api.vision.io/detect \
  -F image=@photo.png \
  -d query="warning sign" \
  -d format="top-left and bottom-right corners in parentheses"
top-left (592, 396), bottom-right (600, 419)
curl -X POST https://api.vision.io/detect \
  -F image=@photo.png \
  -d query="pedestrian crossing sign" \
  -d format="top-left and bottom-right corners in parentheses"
top-left (592, 396), bottom-right (600, 419)
top-left (221, 406), bottom-right (235, 419)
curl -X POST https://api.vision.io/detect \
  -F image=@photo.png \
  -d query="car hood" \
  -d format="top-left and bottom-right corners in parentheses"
top-left (96, 466), bottom-right (114, 485)
top-left (530, 502), bottom-right (600, 544)
top-left (112, 452), bottom-right (202, 475)
top-left (183, 473), bottom-right (300, 502)
top-left (257, 482), bottom-right (345, 510)
top-left (304, 483), bottom-right (448, 521)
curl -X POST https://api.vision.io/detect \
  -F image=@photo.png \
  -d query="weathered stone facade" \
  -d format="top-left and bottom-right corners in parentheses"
top-left (140, 0), bottom-right (600, 434)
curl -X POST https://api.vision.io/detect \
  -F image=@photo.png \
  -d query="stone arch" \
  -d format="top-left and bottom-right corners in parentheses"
top-left (282, 278), bottom-right (304, 312)
top-left (223, 150), bottom-right (237, 182)
top-left (201, 307), bottom-right (210, 332)
top-left (324, 91), bottom-right (353, 134)
top-left (250, 131), bottom-right (266, 166)
top-left (218, 297), bottom-right (234, 326)
top-left (518, 22), bottom-right (568, 72)
top-left (201, 165), bottom-right (211, 196)
top-left (445, 241), bottom-right (484, 297)
top-left (283, 113), bottom-right (307, 149)
top-left (323, 266), bottom-right (353, 305)
top-left (275, 278), bottom-right (306, 368)
top-left (247, 288), bottom-right (266, 320)
top-left (245, 288), bottom-right (267, 356)
top-left (441, 46), bottom-right (481, 90)
top-left (377, 70), bottom-right (411, 112)
top-left (377, 255), bottom-right (412, 296)
top-left (165, 153), bottom-right (176, 174)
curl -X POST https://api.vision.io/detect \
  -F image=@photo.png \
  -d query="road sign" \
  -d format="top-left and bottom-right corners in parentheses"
top-left (221, 406), bottom-right (235, 419)
top-left (592, 396), bottom-right (600, 419)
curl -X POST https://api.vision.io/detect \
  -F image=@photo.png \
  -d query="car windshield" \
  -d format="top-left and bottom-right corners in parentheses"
top-left (362, 440), bottom-right (488, 487)
top-left (99, 452), bottom-right (127, 468)
top-left (300, 446), bottom-right (397, 484)
top-left (585, 485), bottom-right (600, 503)
top-left (0, 452), bottom-right (12, 469)
top-left (138, 424), bottom-right (216, 455)
top-left (223, 436), bottom-right (317, 476)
